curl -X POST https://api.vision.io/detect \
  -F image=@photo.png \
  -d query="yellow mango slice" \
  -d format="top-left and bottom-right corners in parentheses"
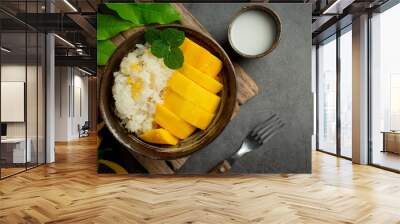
top-left (154, 104), bottom-right (196, 139)
top-left (181, 38), bottom-right (223, 78)
top-left (167, 72), bottom-right (220, 113)
top-left (179, 63), bottom-right (223, 94)
top-left (139, 128), bottom-right (178, 145)
top-left (164, 90), bottom-right (214, 130)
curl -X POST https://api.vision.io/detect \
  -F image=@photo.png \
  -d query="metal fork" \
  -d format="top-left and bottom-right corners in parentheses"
top-left (209, 113), bottom-right (285, 174)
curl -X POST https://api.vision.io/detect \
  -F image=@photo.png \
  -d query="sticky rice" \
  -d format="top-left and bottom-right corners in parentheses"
top-left (112, 44), bottom-right (173, 134)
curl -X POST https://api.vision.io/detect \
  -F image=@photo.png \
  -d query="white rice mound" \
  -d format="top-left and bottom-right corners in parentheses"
top-left (112, 44), bottom-right (173, 134)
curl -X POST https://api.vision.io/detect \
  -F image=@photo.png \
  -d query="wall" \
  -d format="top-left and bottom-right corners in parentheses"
top-left (72, 73), bottom-right (89, 138)
top-left (54, 66), bottom-right (69, 141)
top-left (54, 66), bottom-right (89, 141)
top-left (312, 46), bottom-right (317, 150)
top-left (1, 65), bottom-right (25, 138)
top-left (1, 63), bottom-right (45, 164)
top-left (1, 65), bottom-right (41, 138)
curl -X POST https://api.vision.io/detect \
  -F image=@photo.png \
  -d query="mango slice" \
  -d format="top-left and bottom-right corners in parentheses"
top-left (181, 38), bottom-right (223, 78)
top-left (167, 72), bottom-right (220, 113)
top-left (154, 104), bottom-right (196, 139)
top-left (179, 63), bottom-right (223, 94)
top-left (139, 128), bottom-right (178, 145)
top-left (163, 90), bottom-right (214, 130)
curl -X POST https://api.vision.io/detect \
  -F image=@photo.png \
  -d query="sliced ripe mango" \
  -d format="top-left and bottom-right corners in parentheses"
top-left (164, 90), bottom-right (214, 130)
top-left (179, 63), bottom-right (223, 94)
top-left (154, 104), bottom-right (196, 139)
top-left (168, 72), bottom-right (220, 113)
top-left (139, 128), bottom-right (178, 145)
top-left (181, 38), bottom-right (223, 78)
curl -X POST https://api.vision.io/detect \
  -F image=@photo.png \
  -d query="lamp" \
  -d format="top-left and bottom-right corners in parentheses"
top-left (54, 34), bottom-right (75, 48)
top-left (1, 47), bottom-right (11, 53)
top-left (63, 0), bottom-right (78, 12)
top-left (78, 67), bottom-right (93, 76)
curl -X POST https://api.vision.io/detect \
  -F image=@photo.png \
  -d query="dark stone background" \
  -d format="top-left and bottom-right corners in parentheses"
top-left (178, 3), bottom-right (313, 173)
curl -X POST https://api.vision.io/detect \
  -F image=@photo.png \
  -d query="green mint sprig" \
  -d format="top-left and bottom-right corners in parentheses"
top-left (144, 28), bottom-right (184, 69)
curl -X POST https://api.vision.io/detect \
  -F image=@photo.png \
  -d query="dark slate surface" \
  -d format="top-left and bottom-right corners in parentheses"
top-left (178, 3), bottom-right (313, 174)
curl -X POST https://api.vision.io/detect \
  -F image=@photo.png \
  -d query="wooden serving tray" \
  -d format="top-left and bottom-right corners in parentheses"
top-left (101, 3), bottom-right (259, 174)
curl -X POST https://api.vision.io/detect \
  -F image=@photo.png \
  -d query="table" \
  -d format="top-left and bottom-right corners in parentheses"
top-left (1, 138), bottom-right (31, 164)
top-left (382, 131), bottom-right (400, 154)
top-left (178, 3), bottom-right (312, 173)
top-left (97, 3), bottom-right (313, 174)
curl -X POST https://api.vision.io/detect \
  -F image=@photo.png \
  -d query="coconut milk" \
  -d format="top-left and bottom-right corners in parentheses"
top-left (230, 9), bottom-right (277, 56)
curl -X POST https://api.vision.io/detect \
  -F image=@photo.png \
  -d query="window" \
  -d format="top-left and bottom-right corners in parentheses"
top-left (316, 25), bottom-right (353, 159)
top-left (390, 74), bottom-right (400, 130)
top-left (340, 27), bottom-right (352, 158)
top-left (0, 1), bottom-right (47, 179)
top-left (370, 3), bottom-right (400, 171)
top-left (318, 35), bottom-right (337, 154)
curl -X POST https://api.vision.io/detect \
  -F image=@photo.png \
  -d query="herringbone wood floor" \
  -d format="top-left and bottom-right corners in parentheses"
top-left (1, 137), bottom-right (400, 224)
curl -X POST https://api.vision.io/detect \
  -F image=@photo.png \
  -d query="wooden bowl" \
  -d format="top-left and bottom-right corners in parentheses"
top-left (99, 24), bottom-right (237, 160)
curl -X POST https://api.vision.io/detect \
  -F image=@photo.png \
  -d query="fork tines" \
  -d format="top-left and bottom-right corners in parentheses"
top-left (250, 113), bottom-right (285, 144)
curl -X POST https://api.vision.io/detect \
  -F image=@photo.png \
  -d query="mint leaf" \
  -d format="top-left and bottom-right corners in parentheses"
top-left (151, 40), bottom-right (169, 58)
top-left (105, 3), bottom-right (181, 25)
top-left (144, 27), bottom-right (185, 69)
top-left (164, 47), bottom-right (183, 69)
top-left (144, 28), bottom-right (161, 45)
top-left (97, 14), bottom-right (136, 40)
top-left (161, 28), bottom-right (185, 47)
top-left (97, 40), bottom-right (117, 65)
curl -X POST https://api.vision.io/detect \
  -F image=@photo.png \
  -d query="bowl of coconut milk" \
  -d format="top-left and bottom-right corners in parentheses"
top-left (228, 5), bottom-right (281, 58)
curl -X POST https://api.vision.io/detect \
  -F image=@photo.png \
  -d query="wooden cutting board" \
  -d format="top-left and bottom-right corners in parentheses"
top-left (105, 3), bottom-right (259, 174)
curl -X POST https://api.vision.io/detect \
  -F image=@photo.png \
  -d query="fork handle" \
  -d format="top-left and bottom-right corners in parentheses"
top-left (209, 160), bottom-right (232, 174)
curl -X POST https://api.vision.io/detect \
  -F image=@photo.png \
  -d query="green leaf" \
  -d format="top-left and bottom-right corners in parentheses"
top-left (105, 3), bottom-right (181, 25)
top-left (97, 14), bottom-right (137, 40)
top-left (151, 40), bottom-right (169, 58)
top-left (96, 4), bottom-right (182, 65)
top-left (144, 28), bottom-right (161, 45)
top-left (164, 47), bottom-right (183, 69)
top-left (160, 28), bottom-right (185, 47)
top-left (97, 40), bottom-right (117, 66)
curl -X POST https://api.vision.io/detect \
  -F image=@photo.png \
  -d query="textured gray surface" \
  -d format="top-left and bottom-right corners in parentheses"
top-left (178, 3), bottom-right (313, 174)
